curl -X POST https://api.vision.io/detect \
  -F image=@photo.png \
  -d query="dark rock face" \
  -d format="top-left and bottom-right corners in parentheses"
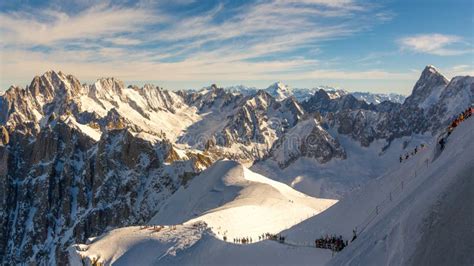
top-left (212, 92), bottom-right (304, 157)
top-left (182, 85), bottom-right (243, 112)
top-left (269, 118), bottom-right (346, 168)
top-left (0, 71), bottom-right (205, 264)
top-left (301, 89), bottom-right (374, 114)
top-left (0, 121), bottom-right (199, 264)
top-left (403, 65), bottom-right (449, 109)
top-left (299, 125), bottom-right (346, 163)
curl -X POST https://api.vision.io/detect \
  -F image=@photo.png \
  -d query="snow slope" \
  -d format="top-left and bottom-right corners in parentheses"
top-left (70, 223), bottom-right (334, 266)
top-left (69, 223), bottom-right (209, 266)
top-left (282, 117), bottom-right (474, 266)
top-left (150, 160), bottom-right (337, 240)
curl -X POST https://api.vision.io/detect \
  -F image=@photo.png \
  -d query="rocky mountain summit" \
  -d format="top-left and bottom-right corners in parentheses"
top-left (403, 65), bottom-right (450, 110)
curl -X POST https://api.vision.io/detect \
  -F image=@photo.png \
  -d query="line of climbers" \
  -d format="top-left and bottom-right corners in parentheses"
top-left (140, 225), bottom-right (165, 232)
top-left (261, 233), bottom-right (286, 243)
top-left (233, 236), bottom-right (253, 244)
top-left (439, 106), bottom-right (473, 150)
top-left (139, 225), bottom-right (179, 232)
top-left (314, 235), bottom-right (348, 252)
top-left (399, 143), bottom-right (427, 163)
top-left (233, 233), bottom-right (286, 244)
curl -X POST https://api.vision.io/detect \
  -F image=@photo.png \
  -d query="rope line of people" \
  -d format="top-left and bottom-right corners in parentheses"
top-left (231, 231), bottom-right (351, 254)
top-left (439, 106), bottom-right (473, 150)
top-left (232, 236), bottom-right (253, 244)
top-left (314, 235), bottom-right (348, 252)
top-left (400, 143), bottom-right (427, 163)
top-left (231, 233), bottom-right (285, 244)
top-left (139, 225), bottom-right (173, 232)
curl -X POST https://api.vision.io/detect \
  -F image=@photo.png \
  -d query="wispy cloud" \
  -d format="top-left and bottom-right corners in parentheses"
top-left (444, 64), bottom-right (474, 78)
top-left (0, 0), bottom-right (398, 89)
top-left (0, 4), bottom-right (161, 46)
top-left (398, 33), bottom-right (472, 56)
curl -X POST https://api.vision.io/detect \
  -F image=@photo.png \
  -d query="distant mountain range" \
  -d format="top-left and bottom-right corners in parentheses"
top-left (218, 82), bottom-right (406, 104)
top-left (0, 65), bottom-right (472, 264)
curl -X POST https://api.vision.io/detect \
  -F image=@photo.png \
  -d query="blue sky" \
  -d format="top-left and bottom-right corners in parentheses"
top-left (0, 0), bottom-right (472, 94)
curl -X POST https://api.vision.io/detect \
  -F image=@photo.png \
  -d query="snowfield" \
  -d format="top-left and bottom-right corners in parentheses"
top-left (150, 160), bottom-right (336, 241)
top-left (252, 129), bottom-right (432, 199)
top-left (70, 116), bottom-right (473, 266)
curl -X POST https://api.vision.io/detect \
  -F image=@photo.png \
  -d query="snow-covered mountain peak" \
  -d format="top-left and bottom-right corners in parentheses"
top-left (424, 64), bottom-right (440, 74)
top-left (140, 83), bottom-right (158, 90)
top-left (268, 81), bottom-right (286, 89)
top-left (184, 84), bottom-right (242, 112)
top-left (420, 65), bottom-right (448, 83)
top-left (404, 65), bottom-right (450, 109)
top-left (28, 70), bottom-right (82, 101)
top-left (198, 84), bottom-right (221, 94)
top-left (315, 88), bottom-right (331, 100)
top-left (265, 81), bottom-right (293, 101)
top-left (92, 77), bottom-right (125, 95)
top-left (210, 83), bottom-right (219, 90)
top-left (223, 85), bottom-right (257, 96)
top-left (315, 86), bottom-right (348, 99)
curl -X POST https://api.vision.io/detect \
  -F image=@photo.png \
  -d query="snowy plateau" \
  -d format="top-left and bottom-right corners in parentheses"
top-left (0, 65), bottom-right (473, 265)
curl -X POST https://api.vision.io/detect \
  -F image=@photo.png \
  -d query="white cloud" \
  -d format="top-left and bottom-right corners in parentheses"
top-left (0, 0), bottom-right (398, 90)
top-left (399, 34), bottom-right (472, 56)
top-left (105, 37), bottom-right (142, 46)
top-left (444, 64), bottom-right (474, 78)
top-left (0, 4), bottom-right (161, 46)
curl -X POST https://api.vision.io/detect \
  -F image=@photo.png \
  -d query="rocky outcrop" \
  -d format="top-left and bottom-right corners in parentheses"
top-left (269, 117), bottom-right (346, 168)
top-left (301, 89), bottom-right (374, 114)
top-left (183, 84), bottom-right (243, 112)
top-left (0, 127), bottom-right (8, 146)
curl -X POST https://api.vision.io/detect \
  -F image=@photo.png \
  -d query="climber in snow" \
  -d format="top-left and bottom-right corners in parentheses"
top-left (351, 229), bottom-right (357, 242)
top-left (439, 138), bottom-right (446, 151)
